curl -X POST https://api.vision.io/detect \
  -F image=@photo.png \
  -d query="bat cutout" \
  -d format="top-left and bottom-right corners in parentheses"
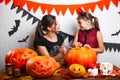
top-left (111, 29), bottom-right (120, 36)
top-left (18, 35), bottom-right (29, 43)
top-left (8, 20), bottom-right (20, 36)
top-left (118, 12), bottom-right (120, 15)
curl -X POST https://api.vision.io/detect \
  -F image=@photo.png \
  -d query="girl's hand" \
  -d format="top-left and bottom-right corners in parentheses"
top-left (84, 44), bottom-right (91, 48)
top-left (78, 42), bottom-right (83, 47)
top-left (72, 42), bottom-right (82, 47)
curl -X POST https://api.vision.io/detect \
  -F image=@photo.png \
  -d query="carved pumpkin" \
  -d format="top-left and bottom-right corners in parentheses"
top-left (5, 48), bottom-right (38, 69)
top-left (69, 64), bottom-right (89, 78)
top-left (26, 56), bottom-right (60, 78)
top-left (66, 47), bottom-right (97, 68)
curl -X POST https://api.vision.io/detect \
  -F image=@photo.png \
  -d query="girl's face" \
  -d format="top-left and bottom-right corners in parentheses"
top-left (77, 18), bottom-right (90, 30)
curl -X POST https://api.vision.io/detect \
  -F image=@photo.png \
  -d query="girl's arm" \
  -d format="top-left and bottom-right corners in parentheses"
top-left (93, 31), bottom-right (104, 53)
top-left (72, 30), bottom-right (82, 47)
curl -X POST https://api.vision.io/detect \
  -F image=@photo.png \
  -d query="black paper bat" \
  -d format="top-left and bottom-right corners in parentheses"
top-left (111, 29), bottom-right (120, 36)
top-left (118, 12), bottom-right (120, 15)
top-left (8, 20), bottom-right (20, 36)
top-left (18, 35), bottom-right (29, 43)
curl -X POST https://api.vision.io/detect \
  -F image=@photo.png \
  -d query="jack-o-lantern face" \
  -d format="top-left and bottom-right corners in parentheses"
top-left (26, 56), bottom-right (60, 78)
top-left (5, 48), bottom-right (38, 69)
top-left (69, 64), bottom-right (86, 77)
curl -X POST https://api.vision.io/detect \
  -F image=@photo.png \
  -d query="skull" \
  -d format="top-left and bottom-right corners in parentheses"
top-left (100, 62), bottom-right (113, 75)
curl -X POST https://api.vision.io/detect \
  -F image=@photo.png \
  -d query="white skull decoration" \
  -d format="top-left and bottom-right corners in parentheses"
top-left (100, 62), bottom-right (113, 75)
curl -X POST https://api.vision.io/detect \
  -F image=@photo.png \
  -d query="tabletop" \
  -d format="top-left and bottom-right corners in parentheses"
top-left (0, 64), bottom-right (120, 80)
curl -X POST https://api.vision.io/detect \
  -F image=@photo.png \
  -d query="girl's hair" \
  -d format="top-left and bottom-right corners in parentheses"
top-left (34, 14), bottom-right (56, 49)
top-left (77, 12), bottom-right (100, 30)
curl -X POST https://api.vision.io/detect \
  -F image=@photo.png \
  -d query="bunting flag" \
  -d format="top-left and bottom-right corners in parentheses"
top-left (0, 0), bottom-right (119, 15)
top-left (10, 3), bottom-right (40, 24)
top-left (104, 42), bottom-right (120, 52)
top-left (58, 31), bottom-right (74, 43)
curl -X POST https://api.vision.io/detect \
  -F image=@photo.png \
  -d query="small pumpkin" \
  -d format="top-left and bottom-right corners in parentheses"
top-left (66, 47), bottom-right (97, 68)
top-left (5, 48), bottom-right (38, 69)
top-left (69, 64), bottom-right (90, 78)
top-left (26, 56), bottom-right (60, 78)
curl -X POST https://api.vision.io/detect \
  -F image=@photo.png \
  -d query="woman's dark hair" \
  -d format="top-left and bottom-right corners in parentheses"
top-left (36, 14), bottom-right (56, 37)
top-left (33, 14), bottom-right (56, 49)
top-left (77, 12), bottom-right (100, 30)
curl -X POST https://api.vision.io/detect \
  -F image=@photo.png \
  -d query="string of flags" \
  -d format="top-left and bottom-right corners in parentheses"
top-left (0, 0), bottom-right (119, 15)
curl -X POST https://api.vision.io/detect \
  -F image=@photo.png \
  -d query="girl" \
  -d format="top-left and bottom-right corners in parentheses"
top-left (72, 10), bottom-right (104, 54)
top-left (34, 14), bottom-right (66, 63)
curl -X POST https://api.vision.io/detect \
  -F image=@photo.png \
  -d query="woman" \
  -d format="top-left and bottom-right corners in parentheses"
top-left (72, 10), bottom-right (104, 54)
top-left (34, 14), bottom-right (67, 63)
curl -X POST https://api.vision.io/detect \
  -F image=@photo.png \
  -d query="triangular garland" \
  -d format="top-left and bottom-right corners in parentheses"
top-left (32, 17), bottom-right (40, 25)
top-left (26, 13), bottom-right (33, 21)
top-left (10, 3), bottom-right (40, 24)
top-left (5, 0), bottom-right (10, 5)
top-left (104, 42), bottom-right (120, 52)
top-left (21, 9), bottom-right (28, 18)
top-left (1, 0), bottom-right (119, 15)
top-left (16, 7), bottom-right (22, 13)
top-left (58, 31), bottom-right (74, 43)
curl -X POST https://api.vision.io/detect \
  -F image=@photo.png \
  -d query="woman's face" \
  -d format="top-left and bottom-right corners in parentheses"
top-left (50, 20), bottom-right (60, 32)
top-left (77, 18), bottom-right (90, 30)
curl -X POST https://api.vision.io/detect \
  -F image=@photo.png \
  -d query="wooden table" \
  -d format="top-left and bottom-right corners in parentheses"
top-left (0, 65), bottom-right (120, 80)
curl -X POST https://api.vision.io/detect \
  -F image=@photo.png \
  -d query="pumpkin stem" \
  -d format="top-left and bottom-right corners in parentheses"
top-left (81, 47), bottom-right (84, 51)
top-left (75, 46), bottom-right (80, 50)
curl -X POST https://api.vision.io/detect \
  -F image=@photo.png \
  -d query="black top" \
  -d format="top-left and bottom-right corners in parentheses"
top-left (34, 33), bottom-right (64, 56)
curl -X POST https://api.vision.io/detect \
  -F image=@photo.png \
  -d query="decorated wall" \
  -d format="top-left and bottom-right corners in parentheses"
top-left (0, 0), bottom-right (120, 71)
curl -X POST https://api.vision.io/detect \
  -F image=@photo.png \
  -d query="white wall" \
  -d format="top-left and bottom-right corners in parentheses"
top-left (0, 1), bottom-right (120, 71)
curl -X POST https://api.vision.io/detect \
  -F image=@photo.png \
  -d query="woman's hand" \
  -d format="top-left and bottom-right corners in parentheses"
top-left (60, 44), bottom-right (67, 54)
top-left (54, 44), bottom-right (67, 62)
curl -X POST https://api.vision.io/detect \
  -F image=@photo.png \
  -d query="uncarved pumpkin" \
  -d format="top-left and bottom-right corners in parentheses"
top-left (26, 56), bottom-right (60, 78)
top-left (5, 48), bottom-right (38, 69)
top-left (66, 47), bottom-right (97, 68)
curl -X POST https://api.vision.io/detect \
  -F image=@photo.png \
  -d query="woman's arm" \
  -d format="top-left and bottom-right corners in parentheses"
top-left (37, 45), bottom-right (65, 62)
top-left (37, 46), bottom-right (50, 56)
top-left (54, 44), bottom-right (67, 61)
top-left (93, 31), bottom-right (104, 53)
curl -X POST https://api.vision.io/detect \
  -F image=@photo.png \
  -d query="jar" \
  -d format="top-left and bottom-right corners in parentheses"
top-left (6, 63), bottom-right (14, 76)
top-left (14, 68), bottom-right (20, 76)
